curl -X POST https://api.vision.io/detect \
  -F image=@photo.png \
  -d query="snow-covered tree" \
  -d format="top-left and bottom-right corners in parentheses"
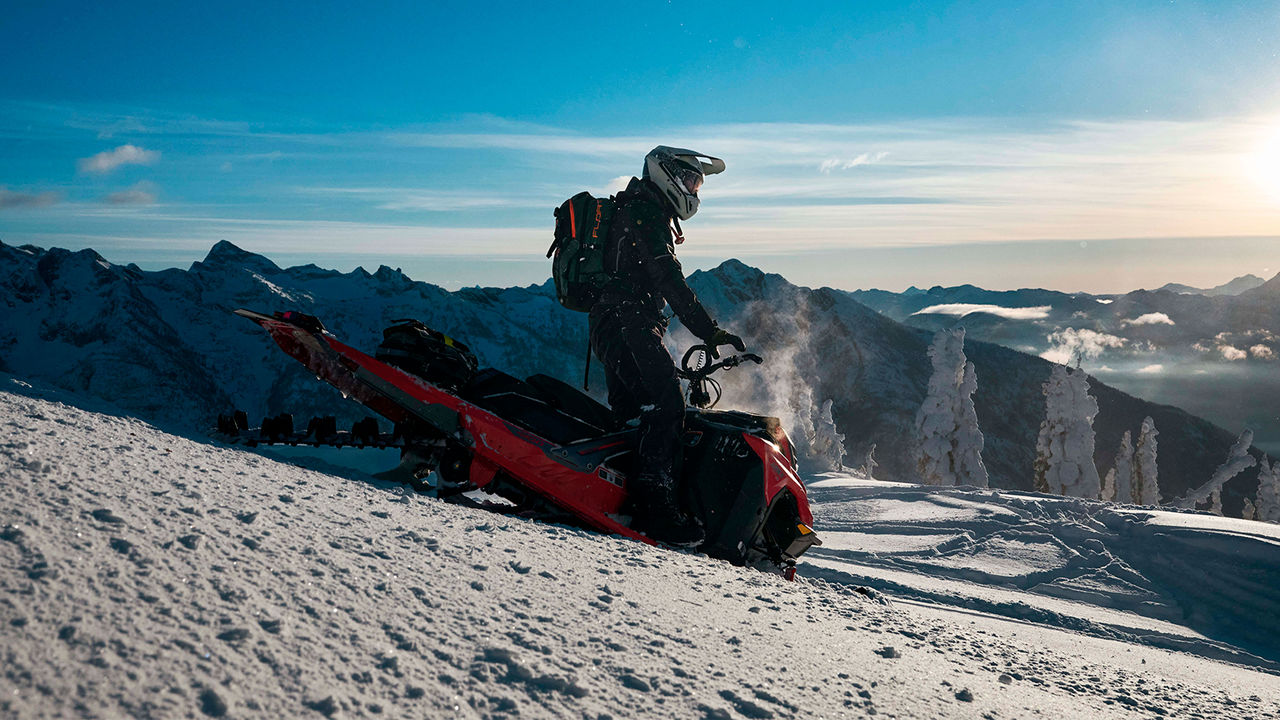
top-left (1134, 417), bottom-right (1161, 505)
top-left (914, 328), bottom-right (988, 487)
top-left (808, 398), bottom-right (846, 472)
top-left (954, 360), bottom-right (988, 487)
top-left (1101, 469), bottom-right (1116, 502)
top-left (1253, 456), bottom-right (1280, 523)
top-left (1178, 429), bottom-right (1256, 512)
top-left (862, 443), bottom-right (878, 481)
top-left (1033, 365), bottom-right (1101, 498)
top-left (1242, 497), bottom-right (1257, 521)
top-left (1111, 431), bottom-right (1135, 504)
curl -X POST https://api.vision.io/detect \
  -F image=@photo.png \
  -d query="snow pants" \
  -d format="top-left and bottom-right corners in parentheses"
top-left (588, 303), bottom-right (685, 481)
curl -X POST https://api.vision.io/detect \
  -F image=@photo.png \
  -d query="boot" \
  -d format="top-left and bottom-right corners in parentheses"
top-left (630, 472), bottom-right (704, 548)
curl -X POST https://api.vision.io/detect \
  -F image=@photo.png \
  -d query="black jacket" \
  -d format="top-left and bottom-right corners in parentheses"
top-left (595, 177), bottom-right (718, 340)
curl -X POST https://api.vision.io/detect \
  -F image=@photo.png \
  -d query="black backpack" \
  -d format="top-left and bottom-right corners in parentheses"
top-left (375, 319), bottom-right (478, 390)
top-left (546, 191), bottom-right (617, 312)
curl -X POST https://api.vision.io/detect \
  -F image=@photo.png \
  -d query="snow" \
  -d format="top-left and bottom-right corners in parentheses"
top-left (2, 377), bottom-right (1279, 719)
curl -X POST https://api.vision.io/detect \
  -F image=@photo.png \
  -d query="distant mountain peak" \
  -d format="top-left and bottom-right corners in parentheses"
top-left (195, 240), bottom-right (281, 274)
top-left (711, 258), bottom-right (763, 278)
top-left (1244, 270), bottom-right (1280, 299)
top-left (373, 265), bottom-right (406, 280)
top-left (1155, 274), bottom-right (1266, 297)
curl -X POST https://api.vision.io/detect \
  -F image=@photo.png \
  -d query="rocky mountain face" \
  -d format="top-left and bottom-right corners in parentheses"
top-left (0, 241), bottom-right (1267, 511)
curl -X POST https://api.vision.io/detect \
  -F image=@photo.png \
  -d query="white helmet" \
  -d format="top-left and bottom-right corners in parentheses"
top-left (642, 146), bottom-right (726, 220)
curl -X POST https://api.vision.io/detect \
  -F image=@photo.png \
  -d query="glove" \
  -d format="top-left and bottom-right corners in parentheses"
top-left (705, 328), bottom-right (746, 360)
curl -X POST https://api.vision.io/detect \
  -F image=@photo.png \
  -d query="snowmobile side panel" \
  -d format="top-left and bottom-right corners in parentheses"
top-left (745, 434), bottom-right (813, 526)
top-left (468, 454), bottom-right (499, 488)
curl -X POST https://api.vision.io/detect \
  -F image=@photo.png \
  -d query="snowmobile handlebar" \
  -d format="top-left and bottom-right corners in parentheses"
top-left (677, 345), bottom-right (763, 409)
top-left (678, 344), bottom-right (763, 381)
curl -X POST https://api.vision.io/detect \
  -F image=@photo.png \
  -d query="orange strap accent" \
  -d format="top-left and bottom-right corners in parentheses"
top-left (568, 201), bottom-right (577, 239)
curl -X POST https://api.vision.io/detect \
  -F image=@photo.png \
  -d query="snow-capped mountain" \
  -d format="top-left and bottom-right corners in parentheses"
top-left (0, 241), bottom-right (1270, 513)
top-left (2, 375), bottom-right (1278, 718)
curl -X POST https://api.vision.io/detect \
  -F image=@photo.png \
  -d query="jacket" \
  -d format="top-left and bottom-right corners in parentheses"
top-left (595, 177), bottom-right (718, 340)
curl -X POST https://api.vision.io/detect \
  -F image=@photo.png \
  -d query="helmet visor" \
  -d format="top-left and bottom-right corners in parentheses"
top-left (677, 167), bottom-right (703, 195)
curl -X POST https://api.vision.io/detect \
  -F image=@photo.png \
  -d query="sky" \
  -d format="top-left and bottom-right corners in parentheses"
top-left (2, 0), bottom-right (1280, 292)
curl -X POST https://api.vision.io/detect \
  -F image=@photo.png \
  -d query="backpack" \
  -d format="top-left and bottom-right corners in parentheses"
top-left (375, 319), bottom-right (478, 390)
top-left (546, 191), bottom-right (618, 312)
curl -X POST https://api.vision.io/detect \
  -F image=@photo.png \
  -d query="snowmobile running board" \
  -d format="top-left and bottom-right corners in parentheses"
top-left (231, 308), bottom-right (821, 577)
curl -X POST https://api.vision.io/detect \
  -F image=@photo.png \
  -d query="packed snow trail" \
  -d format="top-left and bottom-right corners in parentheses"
top-left (1, 377), bottom-right (1277, 719)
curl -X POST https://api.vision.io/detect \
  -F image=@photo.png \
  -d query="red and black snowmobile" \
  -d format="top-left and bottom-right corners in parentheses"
top-left (226, 309), bottom-right (821, 577)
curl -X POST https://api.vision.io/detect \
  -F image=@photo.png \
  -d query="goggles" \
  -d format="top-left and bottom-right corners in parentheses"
top-left (678, 168), bottom-right (704, 195)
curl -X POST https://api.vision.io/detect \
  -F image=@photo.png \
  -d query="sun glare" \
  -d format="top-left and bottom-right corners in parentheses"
top-left (1254, 127), bottom-right (1280, 203)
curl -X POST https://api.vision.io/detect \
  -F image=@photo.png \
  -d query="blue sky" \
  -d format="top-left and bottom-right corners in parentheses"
top-left (3, 1), bottom-right (1280, 291)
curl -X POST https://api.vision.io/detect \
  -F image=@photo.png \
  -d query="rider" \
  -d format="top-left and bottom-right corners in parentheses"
top-left (591, 146), bottom-right (745, 546)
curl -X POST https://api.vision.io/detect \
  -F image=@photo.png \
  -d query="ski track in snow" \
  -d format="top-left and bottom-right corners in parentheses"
top-left (804, 475), bottom-right (1280, 671)
top-left (1, 377), bottom-right (1278, 719)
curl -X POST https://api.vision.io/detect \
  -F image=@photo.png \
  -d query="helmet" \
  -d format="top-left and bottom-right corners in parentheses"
top-left (642, 146), bottom-right (726, 220)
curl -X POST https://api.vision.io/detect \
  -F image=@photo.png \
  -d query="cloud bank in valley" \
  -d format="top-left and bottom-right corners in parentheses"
top-left (1040, 328), bottom-right (1127, 365)
top-left (1124, 313), bottom-right (1175, 326)
top-left (913, 304), bottom-right (1052, 320)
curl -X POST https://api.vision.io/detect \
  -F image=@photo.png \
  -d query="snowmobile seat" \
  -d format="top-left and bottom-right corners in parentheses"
top-left (463, 368), bottom-right (611, 444)
top-left (524, 373), bottom-right (622, 433)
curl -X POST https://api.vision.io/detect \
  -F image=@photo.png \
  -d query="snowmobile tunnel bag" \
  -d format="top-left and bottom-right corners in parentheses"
top-left (375, 319), bottom-right (479, 390)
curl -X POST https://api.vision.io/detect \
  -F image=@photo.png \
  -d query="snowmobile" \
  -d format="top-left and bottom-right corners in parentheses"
top-left (224, 309), bottom-right (821, 577)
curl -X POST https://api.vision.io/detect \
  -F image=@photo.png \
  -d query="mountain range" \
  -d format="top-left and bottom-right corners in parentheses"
top-left (849, 272), bottom-right (1280, 458)
top-left (0, 240), bottom-right (1272, 516)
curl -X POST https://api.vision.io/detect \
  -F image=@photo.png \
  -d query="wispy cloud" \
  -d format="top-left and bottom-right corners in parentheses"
top-left (0, 187), bottom-right (61, 210)
top-left (819, 152), bottom-right (889, 174)
top-left (10, 102), bottom-right (1280, 291)
top-left (913, 303), bottom-right (1051, 320)
top-left (376, 114), bottom-right (1280, 251)
top-left (1137, 364), bottom-right (1165, 374)
top-left (295, 186), bottom-right (550, 212)
top-left (78, 144), bottom-right (160, 174)
top-left (103, 182), bottom-right (157, 205)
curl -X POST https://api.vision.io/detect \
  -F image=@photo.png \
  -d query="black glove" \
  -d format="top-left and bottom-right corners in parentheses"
top-left (705, 328), bottom-right (746, 360)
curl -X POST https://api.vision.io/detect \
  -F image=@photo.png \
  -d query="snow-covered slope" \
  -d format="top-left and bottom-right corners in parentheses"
top-left (2, 378), bottom-right (1277, 719)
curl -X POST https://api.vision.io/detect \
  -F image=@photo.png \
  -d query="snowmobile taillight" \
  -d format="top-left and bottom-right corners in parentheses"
top-left (785, 523), bottom-right (822, 559)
